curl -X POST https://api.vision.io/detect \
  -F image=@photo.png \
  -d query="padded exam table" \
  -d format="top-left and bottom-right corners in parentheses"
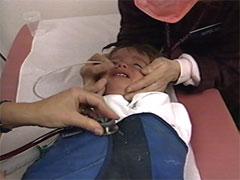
top-left (1, 25), bottom-right (239, 180)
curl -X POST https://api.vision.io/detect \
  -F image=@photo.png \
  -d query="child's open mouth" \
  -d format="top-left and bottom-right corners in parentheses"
top-left (113, 72), bottom-right (129, 78)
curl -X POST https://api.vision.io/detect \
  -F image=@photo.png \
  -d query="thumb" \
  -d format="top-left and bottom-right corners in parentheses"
top-left (94, 78), bottom-right (107, 93)
top-left (71, 112), bottom-right (104, 135)
top-left (84, 78), bottom-right (107, 93)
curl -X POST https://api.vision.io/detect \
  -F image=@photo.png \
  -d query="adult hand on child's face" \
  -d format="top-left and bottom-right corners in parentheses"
top-left (124, 57), bottom-right (180, 100)
top-left (28, 88), bottom-right (118, 135)
top-left (80, 53), bottom-right (114, 95)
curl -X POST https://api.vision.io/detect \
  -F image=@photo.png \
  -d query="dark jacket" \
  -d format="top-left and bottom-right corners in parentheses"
top-left (117, 0), bottom-right (239, 127)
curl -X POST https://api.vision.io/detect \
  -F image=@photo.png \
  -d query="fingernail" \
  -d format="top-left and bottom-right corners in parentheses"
top-left (99, 78), bottom-right (107, 84)
top-left (94, 128), bottom-right (103, 135)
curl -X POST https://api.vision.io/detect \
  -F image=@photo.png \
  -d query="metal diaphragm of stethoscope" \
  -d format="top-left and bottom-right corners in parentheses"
top-left (79, 107), bottom-right (119, 136)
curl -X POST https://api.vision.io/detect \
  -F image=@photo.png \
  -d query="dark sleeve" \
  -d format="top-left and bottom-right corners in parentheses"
top-left (117, 0), bottom-right (165, 49)
top-left (176, 1), bottom-right (239, 122)
top-left (178, 1), bottom-right (239, 93)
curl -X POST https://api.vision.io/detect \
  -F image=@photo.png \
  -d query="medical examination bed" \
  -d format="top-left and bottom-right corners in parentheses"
top-left (0, 25), bottom-right (239, 179)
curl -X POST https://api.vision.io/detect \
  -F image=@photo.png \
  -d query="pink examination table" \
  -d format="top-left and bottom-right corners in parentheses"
top-left (0, 25), bottom-right (239, 179)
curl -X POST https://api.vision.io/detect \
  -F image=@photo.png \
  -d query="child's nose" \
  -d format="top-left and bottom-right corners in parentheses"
top-left (116, 62), bottom-right (128, 69)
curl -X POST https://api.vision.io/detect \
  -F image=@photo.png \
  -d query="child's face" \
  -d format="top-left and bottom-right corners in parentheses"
top-left (104, 47), bottom-right (151, 95)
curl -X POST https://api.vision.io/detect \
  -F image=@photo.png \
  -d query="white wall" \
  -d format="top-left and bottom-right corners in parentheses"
top-left (0, 0), bottom-right (118, 58)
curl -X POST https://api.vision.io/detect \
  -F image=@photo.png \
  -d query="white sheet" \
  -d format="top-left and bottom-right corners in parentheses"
top-left (17, 14), bottom-right (121, 102)
top-left (1, 14), bottom-right (200, 180)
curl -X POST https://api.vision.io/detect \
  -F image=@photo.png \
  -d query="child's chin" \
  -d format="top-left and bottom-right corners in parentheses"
top-left (104, 88), bottom-right (127, 96)
top-left (104, 90), bottom-right (125, 96)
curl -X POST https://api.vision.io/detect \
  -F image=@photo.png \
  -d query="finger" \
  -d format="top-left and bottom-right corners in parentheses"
top-left (89, 53), bottom-right (111, 63)
top-left (89, 54), bottom-right (113, 71)
top-left (71, 112), bottom-right (104, 135)
top-left (79, 91), bottom-right (119, 120)
top-left (138, 81), bottom-right (166, 92)
top-left (126, 72), bottom-right (159, 93)
top-left (81, 63), bottom-right (112, 77)
top-left (124, 82), bottom-right (158, 100)
top-left (141, 58), bottom-right (164, 74)
top-left (84, 78), bottom-right (107, 93)
top-left (93, 62), bottom-right (113, 75)
top-left (124, 92), bottom-right (136, 101)
top-left (81, 55), bottom-right (113, 76)
top-left (125, 81), bottom-right (167, 100)
top-left (97, 87), bottom-right (106, 96)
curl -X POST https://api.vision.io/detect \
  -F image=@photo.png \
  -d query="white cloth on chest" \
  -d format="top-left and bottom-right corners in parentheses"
top-left (104, 92), bottom-right (192, 145)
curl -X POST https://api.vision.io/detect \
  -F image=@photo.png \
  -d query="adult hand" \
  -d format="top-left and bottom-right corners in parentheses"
top-left (80, 53), bottom-right (114, 95)
top-left (124, 57), bottom-right (180, 100)
top-left (1, 88), bottom-right (119, 135)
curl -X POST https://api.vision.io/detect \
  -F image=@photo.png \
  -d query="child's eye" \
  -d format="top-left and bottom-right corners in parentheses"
top-left (133, 64), bottom-right (143, 70)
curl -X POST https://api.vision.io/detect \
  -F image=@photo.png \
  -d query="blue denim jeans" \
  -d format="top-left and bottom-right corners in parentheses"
top-left (24, 113), bottom-right (187, 180)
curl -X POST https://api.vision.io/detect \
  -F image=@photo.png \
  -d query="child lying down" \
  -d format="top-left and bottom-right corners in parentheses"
top-left (23, 44), bottom-right (191, 179)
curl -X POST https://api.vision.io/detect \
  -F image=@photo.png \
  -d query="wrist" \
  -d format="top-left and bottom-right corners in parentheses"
top-left (171, 60), bottom-right (181, 82)
top-left (0, 101), bottom-right (17, 129)
top-left (0, 101), bottom-right (13, 132)
top-left (0, 102), bottom-right (39, 129)
top-left (175, 58), bottom-right (191, 85)
top-left (175, 53), bottom-right (201, 86)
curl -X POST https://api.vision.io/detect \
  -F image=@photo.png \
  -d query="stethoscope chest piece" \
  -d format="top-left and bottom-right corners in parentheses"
top-left (100, 119), bottom-right (119, 136)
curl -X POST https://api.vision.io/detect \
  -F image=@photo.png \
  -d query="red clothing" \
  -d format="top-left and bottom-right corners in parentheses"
top-left (117, 0), bottom-right (239, 127)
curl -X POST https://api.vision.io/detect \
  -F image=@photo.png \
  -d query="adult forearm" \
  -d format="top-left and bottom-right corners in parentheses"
top-left (0, 102), bottom-right (38, 129)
